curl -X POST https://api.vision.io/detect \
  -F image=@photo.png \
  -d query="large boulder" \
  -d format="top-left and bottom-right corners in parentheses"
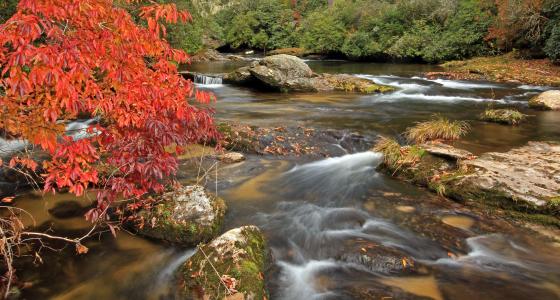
top-left (529, 90), bottom-right (560, 110)
top-left (250, 54), bottom-right (313, 88)
top-left (136, 185), bottom-right (226, 245)
top-left (224, 55), bottom-right (393, 93)
top-left (178, 226), bottom-right (268, 300)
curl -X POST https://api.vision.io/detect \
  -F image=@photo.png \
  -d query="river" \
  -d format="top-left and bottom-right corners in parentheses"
top-left (17, 60), bottom-right (560, 299)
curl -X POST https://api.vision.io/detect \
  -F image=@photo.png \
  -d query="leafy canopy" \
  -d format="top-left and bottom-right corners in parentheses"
top-left (0, 0), bottom-right (218, 221)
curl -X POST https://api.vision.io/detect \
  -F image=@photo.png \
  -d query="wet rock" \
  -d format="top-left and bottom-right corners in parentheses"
top-left (420, 141), bottom-right (475, 161)
top-left (217, 123), bottom-right (373, 157)
top-left (48, 201), bottom-right (88, 219)
top-left (217, 152), bottom-right (245, 164)
top-left (224, 55), bottom-right (392, 93)
top-left (529, 90), bottom-right (560, 110)
top-left (338, 240), bottom-right (422, 275)
top-left (178, 226), bottom-right (268, 300)
top-left (223, 66), bottom-right (253, 85)
top-left (135, 185), bottom-right (226, 245)
top-left (268, 48), bottom-right (307, 57)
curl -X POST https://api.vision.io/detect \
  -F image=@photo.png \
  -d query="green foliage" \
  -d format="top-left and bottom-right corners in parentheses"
top-left (216, 0), bottom-right (298, 51)
top-left (545, 25), bottom-right (560, 63)
top-left (0, 0), bottom-right (18, 23)
top-left (299, 10), bottom-right (345, 54)
top-left (155, 0), bottom-right (557, 63)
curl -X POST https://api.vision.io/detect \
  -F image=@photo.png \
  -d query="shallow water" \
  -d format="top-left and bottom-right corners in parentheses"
top-left (18, 60), bottom-right (560, 299)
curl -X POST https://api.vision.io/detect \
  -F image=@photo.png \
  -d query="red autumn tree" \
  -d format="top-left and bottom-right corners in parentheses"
top-left (0, 0), bottom-right (218, 221)
top-left (487, 0), bottom-right (547, 50)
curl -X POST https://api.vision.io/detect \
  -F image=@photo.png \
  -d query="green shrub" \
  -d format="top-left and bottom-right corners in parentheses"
top-left (545, 25), bottom-right (560, 63)
top-left (0, 0), bottom-right (18, 23)
top-left (300, 10), bottom-right (345, 54)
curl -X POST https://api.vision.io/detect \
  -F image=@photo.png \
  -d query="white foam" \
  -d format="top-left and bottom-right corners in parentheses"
top-left (374, 92), bottom-right (504, 103)
top-left (276, 260), bottom-right (340, 300)
top-left (417, 77), bottom-right (503, 89)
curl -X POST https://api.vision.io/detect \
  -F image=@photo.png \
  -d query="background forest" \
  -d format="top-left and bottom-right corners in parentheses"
top-left (145, 0), bottom-right (559, 63)
top-left (3, 0), bottom-right (559, 63)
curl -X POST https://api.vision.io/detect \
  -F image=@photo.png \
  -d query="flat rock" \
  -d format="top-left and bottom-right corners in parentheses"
top-left (420, 141), bottom-right (475, 161)
top-left (529, 90), bottom-right (560, 110)
top-left (458, 142), bottom-right (560, 207)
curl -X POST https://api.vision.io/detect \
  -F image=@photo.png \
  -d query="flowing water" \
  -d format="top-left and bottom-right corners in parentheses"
top-left (16, 60), bottom-right (560, 299)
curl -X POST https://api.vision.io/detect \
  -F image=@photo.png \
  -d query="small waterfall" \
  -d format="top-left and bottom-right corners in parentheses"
top-left (194, 74), bottom-right (223, 86)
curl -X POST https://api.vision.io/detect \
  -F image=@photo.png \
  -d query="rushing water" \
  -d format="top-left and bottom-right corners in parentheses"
top-left (17, 60), bottom-right (560, 299)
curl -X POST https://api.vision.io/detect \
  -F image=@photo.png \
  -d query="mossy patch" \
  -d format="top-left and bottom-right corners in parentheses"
top-left (135, 186), bottom-right (227, 246)
top-left (375, 141), bottom-right (560, 228)
top-left (480, 109), bottom-right (526, 125)
top-left (179, 226), bottom-right (269, 300)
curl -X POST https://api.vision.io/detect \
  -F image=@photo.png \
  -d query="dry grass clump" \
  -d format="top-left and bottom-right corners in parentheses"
top-left (405, 116), bottom-right (470, 144)
top-left (373, 137), bottom-right (425, 172)
top-left (480, 108), bottom-right (526, 125)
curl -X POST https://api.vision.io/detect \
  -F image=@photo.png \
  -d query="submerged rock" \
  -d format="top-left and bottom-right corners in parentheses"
top-left (48, 201), bottom-right (89, 219)
top-left (217, 152), bottom-right (245, 164)
top-left (136, 185), bottom-right (226, 245)
top-left (224, 54), bottom-right (392, 93)
top-left (529, 90), bottom-right (560, 110)
top-left (338, 240), bottom-right (421, 275)
top-left (178, 226), bottom-right (268, 300)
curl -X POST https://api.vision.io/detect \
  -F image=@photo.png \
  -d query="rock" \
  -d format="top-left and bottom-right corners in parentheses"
top-left (420, 141), bottom-right (475, 161)
top-left (249, 55), bottom-right (314, 90)
top-left (223, 66), bottom-right (253, 85)
top-left (377, 140), bottom-right (560, 217)
top-left (217, 152), bottom-right (245, 163)
top-left (454, 142), bottom-right (560, 208)
top-left (529, 90), bottom-right (560, 110)
top-left (190, 49), bottom-right (229, 62)
top-left (48, 201), bottom-right (88, 219)
top-left (190, 49), bottom-right (250, 63)
top-left (224, 55), bottom-right (392, 93)
top-left (178, 226), bottom-right (268, 300)
top-left (136, 185), bottom-right (226, 245)
top-left (338, 240), bottom-right (422, 275)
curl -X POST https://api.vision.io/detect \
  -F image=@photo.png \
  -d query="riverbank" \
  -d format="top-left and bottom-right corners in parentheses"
top-left (434, 53), bottom-right (560, 87)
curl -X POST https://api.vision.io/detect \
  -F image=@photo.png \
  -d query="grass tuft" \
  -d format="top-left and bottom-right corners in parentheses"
top-left (373, 137), bottom-right (425, 172)
top-left (405, 116), bottom-right (470, 144)
top-left (480, 108), bottom-right (526, 125)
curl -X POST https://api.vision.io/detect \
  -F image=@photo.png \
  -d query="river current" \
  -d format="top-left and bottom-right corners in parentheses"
top-left (16, 60), bottom-right (560, 300)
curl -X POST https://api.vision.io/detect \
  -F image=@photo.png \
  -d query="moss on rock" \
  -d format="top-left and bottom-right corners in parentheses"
top-left (374, 140), bottom-right (560, 227)
top-left (178, 226), bottom-right (268, 300)
top-left (480, 108), bottom-right (526, 125)
top-left (136, 185), bottom-right (226, 245)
